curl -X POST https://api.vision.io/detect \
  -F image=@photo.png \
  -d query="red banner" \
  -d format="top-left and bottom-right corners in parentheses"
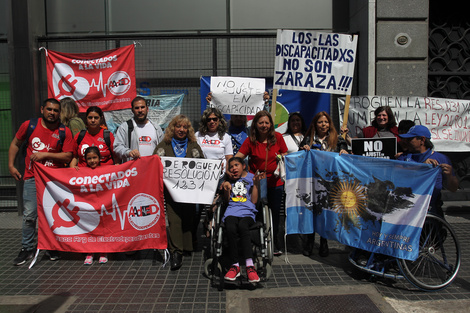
top-left (46, 45), bottom-right (136, 112)
top-left (34, 155), bottom-right (166, 253)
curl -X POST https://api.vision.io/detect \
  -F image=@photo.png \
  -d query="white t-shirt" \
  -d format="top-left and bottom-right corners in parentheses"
top-left (283, 133), bottom-right (304, 154)
top-left (136, 122), bottom-right (158, 157)
top-left (196, 131), bottom-right (233, 174)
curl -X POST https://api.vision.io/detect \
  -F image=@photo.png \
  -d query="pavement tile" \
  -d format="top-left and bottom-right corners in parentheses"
top-left (0, 212), bottom-right (469, 312)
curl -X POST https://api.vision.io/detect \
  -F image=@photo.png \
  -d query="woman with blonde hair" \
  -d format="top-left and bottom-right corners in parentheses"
top-left (60, 97), bottom-right (86, 136)
top-left (153, 114), bottom-right (204, 270)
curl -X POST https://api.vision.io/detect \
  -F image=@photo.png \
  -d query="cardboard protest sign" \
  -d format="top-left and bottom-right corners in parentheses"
top-left (161, 157), bottom-right (222, 205)
top-left (351, 138), bottom-right (397, 159)
top-left (35, 155), bottom-right (166, 253)
top-left (274, 30), bottom-right (358, 95)
top-left (338, 95), bottom-right (470, 152)
top-left (209, 76), bottom-right (265, 115)
top-left (45, 45), bottom-right (136, 112)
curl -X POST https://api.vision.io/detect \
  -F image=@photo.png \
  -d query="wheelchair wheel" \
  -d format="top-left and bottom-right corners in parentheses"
top-left (398, 214), bottom-right (461, 291)
top-left (263, 204), bottom-right (274, 263)
top-left (205, 258), bottom-right (224, 288)
top-left (204, 258), bottom-right (215, 278)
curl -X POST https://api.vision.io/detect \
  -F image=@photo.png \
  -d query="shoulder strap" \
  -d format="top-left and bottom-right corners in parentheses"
top-left (25, 118), bottom-right (39, 145)
top-left (229, 133), bottom-right (242, 146)
top-left (103, 129), bottom-right (111, 151)
top-left (289, 133), bottom-right (300, 147)
top-left (126, 119), bottom-right (134, 146)
top-left (76, 129), bottom-right (87, 145)
top-left (57, 123), bottom-right (67, 148)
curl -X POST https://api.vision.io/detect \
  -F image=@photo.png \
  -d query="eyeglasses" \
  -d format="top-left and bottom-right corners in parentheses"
top-left (207, 117), bottom-right (219, 122)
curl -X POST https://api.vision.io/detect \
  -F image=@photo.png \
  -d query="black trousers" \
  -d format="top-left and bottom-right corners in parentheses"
top-left (224, 216), bottom-right (254, 265)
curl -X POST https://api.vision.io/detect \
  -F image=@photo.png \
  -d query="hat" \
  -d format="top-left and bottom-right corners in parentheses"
top-left (398, 125), bottom-right (431, 139)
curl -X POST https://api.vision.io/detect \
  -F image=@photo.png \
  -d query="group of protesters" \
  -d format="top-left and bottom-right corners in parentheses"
top-left (8, 94), bottom-right (458, 284)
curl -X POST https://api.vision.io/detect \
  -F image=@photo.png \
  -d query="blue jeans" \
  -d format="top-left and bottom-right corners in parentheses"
top-left (22, 178), bottom-right (37, 250)
top-left (267, 185), bottom-right (284, 249)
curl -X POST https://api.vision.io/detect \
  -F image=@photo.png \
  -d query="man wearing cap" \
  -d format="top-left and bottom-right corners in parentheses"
top-left (398, 125), bottom-right (458, 216)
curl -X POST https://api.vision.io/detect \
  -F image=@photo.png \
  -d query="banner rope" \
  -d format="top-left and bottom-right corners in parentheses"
top-left (28, 249), bottom-right (41, 269)
top-left (283, 233), bottom-right (291, 264)
top-left (38, 46), bottom-right (48, 56)
top-left (162, 249), bottom-right (170, 268)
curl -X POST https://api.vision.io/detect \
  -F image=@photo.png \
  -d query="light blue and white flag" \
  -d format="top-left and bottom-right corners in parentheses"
top-left (285, 150), bottom-right (440, 260)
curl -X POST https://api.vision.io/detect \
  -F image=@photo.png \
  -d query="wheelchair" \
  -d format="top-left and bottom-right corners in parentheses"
top-left (348, 213), bottom-right (461, 291)
top-left (203, 188), bottom-right (274, 290)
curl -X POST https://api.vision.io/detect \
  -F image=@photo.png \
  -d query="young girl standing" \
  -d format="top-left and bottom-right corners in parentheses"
top-left (81, 146), bottom-right (108, 265)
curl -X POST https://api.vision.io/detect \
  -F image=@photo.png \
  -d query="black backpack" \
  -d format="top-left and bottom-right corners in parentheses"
top-left (22, 118), bottom-right (66, 157)
top-left (76, 129), bottom-right (112, 152)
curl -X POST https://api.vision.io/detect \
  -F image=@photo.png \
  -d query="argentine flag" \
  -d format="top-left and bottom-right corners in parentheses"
top-left (285, 150), bottom-right (440, 261)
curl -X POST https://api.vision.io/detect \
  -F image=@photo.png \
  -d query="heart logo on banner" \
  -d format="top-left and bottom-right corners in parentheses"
top-left (42, 181), bottom-right (100, 235)
top-left (52, 63), bottom-right (90, 100)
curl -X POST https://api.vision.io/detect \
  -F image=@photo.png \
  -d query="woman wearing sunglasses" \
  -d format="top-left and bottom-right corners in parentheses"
top-left (195, 107), bottom-right (234, 246)
top-left (196, 107), bottom-right (233, 176)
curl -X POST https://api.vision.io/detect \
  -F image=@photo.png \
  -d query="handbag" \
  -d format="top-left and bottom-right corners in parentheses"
top-left (274, 154), bottom-right (286, 182)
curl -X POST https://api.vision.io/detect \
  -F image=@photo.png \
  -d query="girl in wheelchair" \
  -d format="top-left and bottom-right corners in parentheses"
top-left (221, 157), bottom-right (262, 283)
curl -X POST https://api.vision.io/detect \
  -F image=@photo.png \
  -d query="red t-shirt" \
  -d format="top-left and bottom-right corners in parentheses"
top-left (73, 129), bottom-right (115, 167)
top-left (238, 132), bottom-right (287, 187)
top-left (16, 118), bottom-right (75, 180)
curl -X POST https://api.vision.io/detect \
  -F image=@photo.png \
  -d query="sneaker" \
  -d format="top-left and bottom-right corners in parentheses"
top-left (46, 250), bottom-right (60, 261)
top-left (224, 265), bottom-right (240, 281)
top-left (246, 266), bottom-right (260, 283)
top-left (99, 254), bottom-right (108, 264)
top-left (13, 248), bottom-right (34, 266)
top-left (84, 254), bottom-right (93, 265)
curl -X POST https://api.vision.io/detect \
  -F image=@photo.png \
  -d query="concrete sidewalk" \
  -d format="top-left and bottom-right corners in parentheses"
top-left (0, 211), bottom-right (469, 312)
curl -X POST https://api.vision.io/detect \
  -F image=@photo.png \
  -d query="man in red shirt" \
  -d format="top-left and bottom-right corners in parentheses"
top-left (8, 98), bottom-right (75, 266)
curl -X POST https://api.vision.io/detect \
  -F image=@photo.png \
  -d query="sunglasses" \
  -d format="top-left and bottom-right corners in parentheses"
top-left (207, 117), bottom-right (219, 122)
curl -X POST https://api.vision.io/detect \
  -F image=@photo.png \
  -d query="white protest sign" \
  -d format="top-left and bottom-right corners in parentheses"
top-left (161, 157), bottom-right (222, 204)
top-left (274, 29), bottom-right (358, 95)
top-left (210, 76), bottom-right (265, 115)
top-left (338, 95), bottom-right (470, 152)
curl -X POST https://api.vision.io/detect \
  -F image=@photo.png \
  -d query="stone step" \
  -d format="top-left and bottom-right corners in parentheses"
top-left (441, 189), bottom-right (470, 201)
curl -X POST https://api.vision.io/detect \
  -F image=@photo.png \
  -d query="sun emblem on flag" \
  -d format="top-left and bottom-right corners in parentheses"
top-left (330, 180), bottom-right (367, 219)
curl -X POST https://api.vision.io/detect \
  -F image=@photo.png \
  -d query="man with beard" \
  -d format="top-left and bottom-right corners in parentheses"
top-left (8, 98), bottom-right (75, 266)
top-left (114, 96), bottom-right (164, 163)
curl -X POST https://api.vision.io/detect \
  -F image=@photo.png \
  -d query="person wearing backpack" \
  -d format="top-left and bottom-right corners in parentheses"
top-left (8, 98), bottom-right (75, 266)
top-left (113, 96), bottom-right (164, 163)
top-left (69, 106), bottom-right (115, 168)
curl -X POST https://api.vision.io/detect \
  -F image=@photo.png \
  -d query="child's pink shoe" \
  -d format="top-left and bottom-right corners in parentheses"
top-left (84, 254), bottom-right (93, 265)
top-left (99, 254), bottom-right (108, 264)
